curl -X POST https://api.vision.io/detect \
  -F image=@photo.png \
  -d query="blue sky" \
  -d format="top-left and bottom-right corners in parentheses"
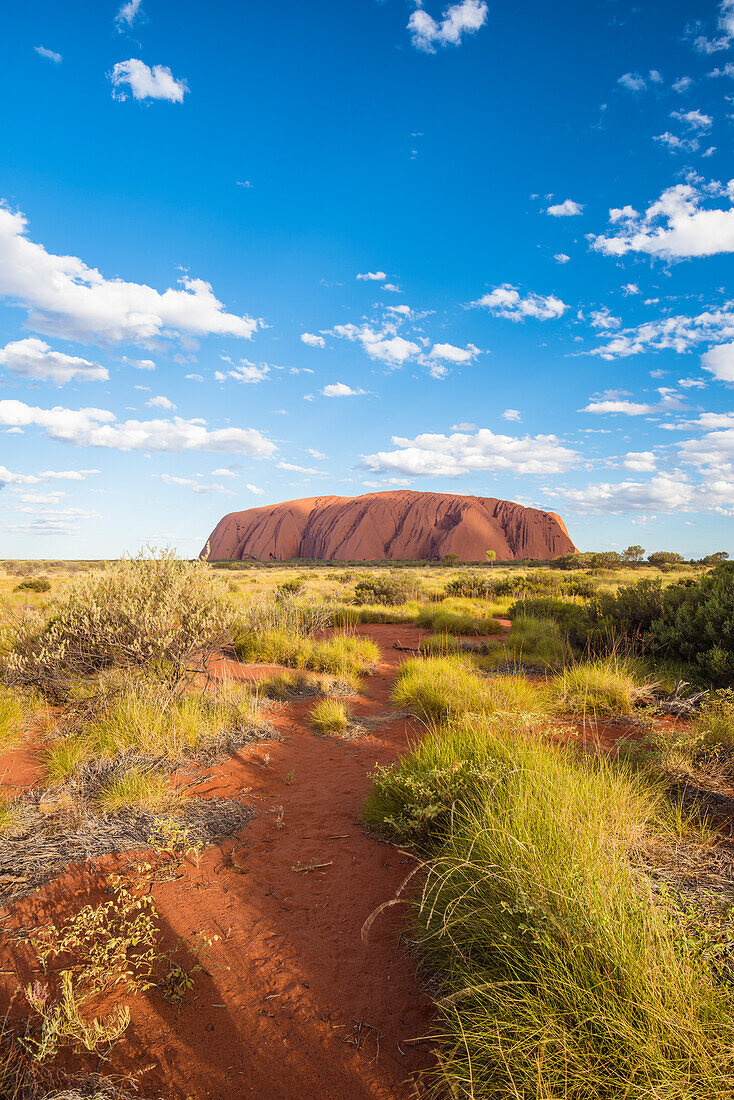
top-left (1, 0), bottom-right (734, 558)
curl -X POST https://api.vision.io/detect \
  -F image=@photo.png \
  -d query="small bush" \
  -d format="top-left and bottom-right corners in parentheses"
top-left (353, 576), bottom-right (410, 606)
top-left (310, 697), bottom-right (349, 735)
top-left (393, 656), bottom-right (545, 722)
top-left (14, 578), bottom-right (51, 594)
top-left (7, 550), bottom-right (234, 692)
top-left (444, 575), bottom-right (494, 599)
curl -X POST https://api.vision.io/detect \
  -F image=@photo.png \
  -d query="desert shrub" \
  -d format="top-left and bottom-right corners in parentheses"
top-left (255, 670), bottom-right (324, 700)
top-left (595, 577), bottom-right (667, 641)
top-left (7, 551), bottom-right (234, 692)
top-left (443, 575), bottom-right (494, 599)
top-left (236, 592), bottom-right (334, 639)
top-left (393, 656), bottom-right (545, 722)
top-left (550, 656), bottom-right (654, 716)
top-left (365, 718), bottom-right (734, 1100)
top-left (310, 697), bottom-right (349, 735)
top-left (353, 576), bottom-right (410, 606)
top-left (14, 577), bottom-right (51, 594)
top-left (276, 579), bottom-right (304, 597)
top-left (233, 629), bottom-right (379, 686)
top-left (420, 633), bottom-right (461, 656)
top-left (648, 564), bottom-right (734, 683)
top-left (96, 767), bottom-right (183, 814)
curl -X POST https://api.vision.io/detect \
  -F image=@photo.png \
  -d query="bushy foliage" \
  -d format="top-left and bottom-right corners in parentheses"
top-left (7, 551), bottom-right (235, 692)
top-left (648, 564), bottom-right (734, 682)
top-left (14, 578), bottom-right (51, 594)
top-left (353, 575), bottom-right (410, 606)
top-left (443, 574), bottom-right (495, 599)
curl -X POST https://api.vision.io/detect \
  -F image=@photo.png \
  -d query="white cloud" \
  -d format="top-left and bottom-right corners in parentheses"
top-left (0, 204), bottom-right (258, 344)
top-left (408, 0), bottom-right (488, 52)
top-left (581, 399), bottom-right (656, 415)
top-left (0, 338), bottom-right (108, 383)
top-left (548, 475), bottom-right (696, 514)
top-left (0, 399), bottom-right (275, 456)
top-left (218, 359), bottom-right (270, 384)
top-left (623, 451), bottom-right (657, 472)
top-left (502, 409), bottom-right (521, 422)
top-left (554, 253), bottom-right (570, 264)
top-left (451, 422), bottom-right (476, 431)
top-left (361, 427), bottom-right (578, 477)
top-left (382, 283), bottom-right (401, 293)
top-left (40, 469), bottom-right (99, 480)
top-left (146, 395), bottom-right (176, 410)
top-left (591, 304), bottom-right (734, 359)
top-left (671, 108), bottom-right (713, 129)
top-left (546, 199), bottom-right (584, 217)
top-left (618, 72), bottom-right (647, 92)
top-left (135, 358), bottom-right (156, 370)
top-left (678, 376), bottom-right (707, 389)
top-left (702, 342), bottom-right (734, 381)
top-left (211, 467), bottom-right (237, 478)
top-left (301, 332), bottom-right (325, 347)
top-left (108, 59), bottom-right (188, 103)
top-left (356, 271), bottom-right (387, 281)
top-left (322, 382), bottom-right (366, 397)
top-left (673, 76), bottom-right (693, 92)
top-left (246, 483), bottom-right (265, 496)
top-left (590, 308), bottom-right (621, 330)
top-left (278, 461), bottom-right (318, 474)
top-left (472, 284), bottom-right (568, 321)
top-left (158, 474), bottom-right (234, 495)
top-left (428, 342), bottom-right (480, 364)
top-left (115, 0), bottom-right (143, 29)
top-left (591, 180), bottom-right (734, 259)
top-left (0, 466), bottom-right (40, 487)
top-left (653, 132), bottom-right (699, 153)
top-left (622, 282), bottom-right (640, 295)
top-left (331, 323), bottom-right (420, 367)
top-left (34, 46), bottom-right (62, 64)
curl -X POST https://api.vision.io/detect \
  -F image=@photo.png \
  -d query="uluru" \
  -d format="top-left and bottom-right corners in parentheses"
top-left (202, 490), bottom-right (577, 562)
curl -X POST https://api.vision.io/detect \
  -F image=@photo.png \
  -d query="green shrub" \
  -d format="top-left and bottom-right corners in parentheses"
top-left (353, 576), bottom-right (410, 606)
top-left (649, 564), bottom-right (734, 683)
top-left (14, 577), bottom-right (51, 594)
top-left (500, 614), bottom-right (571, 669)
top-left (444, 575), bottom-right (494, 599)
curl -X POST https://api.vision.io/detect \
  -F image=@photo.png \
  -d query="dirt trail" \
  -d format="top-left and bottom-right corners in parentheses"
top-left (1, 625), bottom-right (436, 1100)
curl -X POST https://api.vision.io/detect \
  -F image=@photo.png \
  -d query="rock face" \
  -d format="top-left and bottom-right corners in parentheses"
top-left (202, 490), bottom-right (576, 562)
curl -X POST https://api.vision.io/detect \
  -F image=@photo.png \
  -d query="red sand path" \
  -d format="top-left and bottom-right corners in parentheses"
top-left (0, 625), bottom-right (437, 1100)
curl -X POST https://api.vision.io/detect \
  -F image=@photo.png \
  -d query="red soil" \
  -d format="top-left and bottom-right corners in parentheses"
top-left (0, 626), bottom-right (436, 1100)
top-left (203, 489), bottom-right (577, 562)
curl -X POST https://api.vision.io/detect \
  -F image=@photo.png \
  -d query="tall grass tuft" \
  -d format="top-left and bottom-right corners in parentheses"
top-left (366, 717), bottom-right (734, 1100)
top-left (0, 688), bottom-right (25, 750)
top-left (551, 655), bottom-right (654, 716)
top-left (393, 656), bottom-right (546, 722)
top-left (310, 697), bottom-right (349, 736)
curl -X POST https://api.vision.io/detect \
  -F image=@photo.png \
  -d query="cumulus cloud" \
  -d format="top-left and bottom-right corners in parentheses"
top-left (331, 323), bottom-right (420, 367)
top-left (0, 204), bottom-right (258, 344)
top-left (546, 199), bottom-right (584, 217)
top-left (408, 0), bottom-right (488, 52)
top-left (146, 395), bottom-right (176, 410)
top-left (34, 46), bottom-right (62, 63)
top-left (428, 342), bottom-right (480, 364)
top-left (158, 473), bottom-right (234, 495)
top-left (361, 427), bottom-right (578, 477)
top-left (618, 72), bottom-right (647, 92)
top-left (356, 271), bottom-right (387, 281)
top-left (108, 59), bottom-right (188, 103)
top-left (502, 409), bottom-right (521, 422)
top-left (301, 332), bottom-right (325, 347)
top-left (654, 132), bottom-right (699, 154)
top-left (548, 475), bottom-right (697, 514)
top-left (472, 284), bottom-right (568, 321)
top-left (591, 180), bottom-right (734, 259)
top-left (0, 338), bottom-right (108, 383)
top-left (246, 483), bottom-right (265, 496)
top-left (0, 399), bottom-right (275, 456)
top-left (0, 466), bottom-right (40, 487)
top-left (554, 253), bottom-right (570, 264)
top-left (590, 308), bottom-right (621, 330)
top-left (702, 342), bottom-right (734, 381)
top-left (623, 451), bottom-right (657, 472)
top-left (581, 399), bottom-right (656, 415)
top-left (671, 108), bottom-right (713, 129)
top-left (216, 358), bottom-right (270, 384)
top-left (322, 382), bottom-right (366, 397)
top-left (591, 304), bottom-right (734, 360)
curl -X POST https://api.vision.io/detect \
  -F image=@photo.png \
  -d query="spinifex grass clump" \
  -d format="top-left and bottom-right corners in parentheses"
top-left (45, 680), bottom-right (263, 780)
top-left (551, 655), bottom-right (654, 716)
top-left (416, 605), bottom-right (503, 636)
top-left (234, 628), bottom-right (379, 687)
top-left (0, 687), bottom-right (26, 750)
top-left (393, 656), bottom-right (546, 722)
top-left (366, 718), bottom-right (734, 1100)
top-left (7, 550), bottom-right (235, 696)
top-left (96, 767), bottom-right (184, 814)
top-left (310, 697), bottom-right (349, 735)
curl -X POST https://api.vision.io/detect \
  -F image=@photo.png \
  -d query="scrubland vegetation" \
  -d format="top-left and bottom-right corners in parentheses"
top-left (0, 549), bottom-right (732, 1097)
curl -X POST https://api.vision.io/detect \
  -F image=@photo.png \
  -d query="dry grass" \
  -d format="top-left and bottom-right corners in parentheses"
top-left (310, 697), bottom-right (349, 736)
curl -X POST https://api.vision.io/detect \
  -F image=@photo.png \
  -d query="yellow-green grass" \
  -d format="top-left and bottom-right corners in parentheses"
top-left (416, 606), bottom-right (503, 636)
top-left (486, 613), bottom-right (571, 670)
top-left (550, 655), bottom-right (655, 716)
top-left (233, 630), bottom-right (379, 687)
top-left (393, 655), bottom-right (546, 722)
top-left (45, 681), bottom-right (261, 781)
top-left (0, 796), bottom-right (21, 835)
top-left (96, 767), bottom-right (183, 814)
top-left (0, 687), bottom-right (33, 751)
top-left (310, 697), bottom-right (349, 736)
top-left (365, 717), bottom-right (733, 1100)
